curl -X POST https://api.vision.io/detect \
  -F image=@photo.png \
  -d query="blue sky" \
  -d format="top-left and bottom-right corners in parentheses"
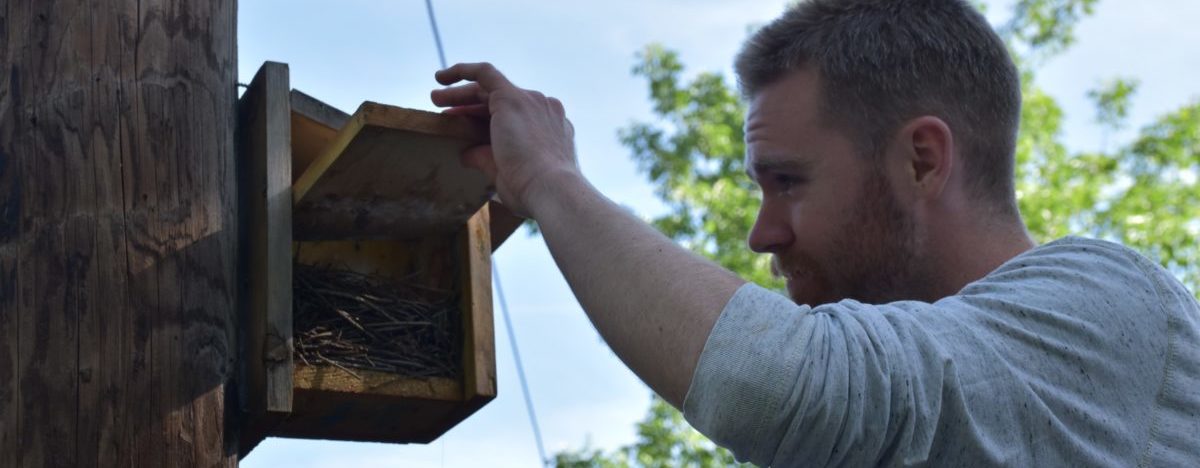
top-left (238, 1), bottom-right (1199, 466)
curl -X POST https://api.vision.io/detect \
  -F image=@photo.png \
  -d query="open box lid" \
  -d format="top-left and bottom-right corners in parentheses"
top-left (290, 92), bottom-right (523, 246)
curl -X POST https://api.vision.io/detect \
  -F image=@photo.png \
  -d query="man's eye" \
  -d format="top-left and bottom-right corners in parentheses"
top-left (774, 174), bottom-right (802, 191)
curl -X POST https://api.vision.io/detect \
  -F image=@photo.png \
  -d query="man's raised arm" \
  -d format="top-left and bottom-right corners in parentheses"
top-left (431, 63), bottom-right (746, 406)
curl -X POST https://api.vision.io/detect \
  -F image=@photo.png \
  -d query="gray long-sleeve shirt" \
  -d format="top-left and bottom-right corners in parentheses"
top-left (683, 237), bottom-right (1200, 467)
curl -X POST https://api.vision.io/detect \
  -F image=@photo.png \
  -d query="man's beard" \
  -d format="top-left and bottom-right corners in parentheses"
top-left (774, 169), bottom-right (930, 305)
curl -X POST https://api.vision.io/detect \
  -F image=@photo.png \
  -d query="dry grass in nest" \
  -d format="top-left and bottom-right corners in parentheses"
top-left (293, 263), bottom-right (461, 379)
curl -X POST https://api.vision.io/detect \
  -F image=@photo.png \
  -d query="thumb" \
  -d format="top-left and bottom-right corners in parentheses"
top-left (460, 144), bottom-right (498, 183)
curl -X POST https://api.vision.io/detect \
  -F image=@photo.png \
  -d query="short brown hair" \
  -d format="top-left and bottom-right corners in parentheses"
top-left (736, 0), bottom-right (1022, 215)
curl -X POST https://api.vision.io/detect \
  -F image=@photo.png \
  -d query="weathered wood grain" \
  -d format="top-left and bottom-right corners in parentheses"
top-left (443, 207), bottom-right (499, 436)
top-left (460, 206), bottom-right (497, 404)
top-left (292, 102), bottom-right (492, 241)
top-left (1, 4), bottom-right (23, 466)
top-left (0, 1), bottom-right (14, 464)
top-left (292, 366), bottom-right (462, 399)
top-left (287, 92), bottom-right (522, 252)
top-left (0, 0), bottom-right (239, 465)
top-left (11, 1), bottom-right (87, 465)
top-left (236, 61), bottom-right (294, 458)
top-left (81, 3), bottom-right (135, 464)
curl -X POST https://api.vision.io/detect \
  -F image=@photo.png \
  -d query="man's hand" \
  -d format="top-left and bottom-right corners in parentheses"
top-left (431, 62), bottom-right (745, 409)
top-left (432, 62), bottom-right (581, 219)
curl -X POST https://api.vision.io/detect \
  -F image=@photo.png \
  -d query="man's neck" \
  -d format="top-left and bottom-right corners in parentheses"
top-left (928, 218), bottom-right (1037, 299)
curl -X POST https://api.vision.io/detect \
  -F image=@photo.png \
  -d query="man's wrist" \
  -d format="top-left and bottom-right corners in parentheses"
top-left (523, 168), bottom-right (594, 221)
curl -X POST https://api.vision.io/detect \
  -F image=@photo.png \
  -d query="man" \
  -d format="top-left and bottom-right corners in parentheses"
top-left (431, 0), bottom-right (1200, 466)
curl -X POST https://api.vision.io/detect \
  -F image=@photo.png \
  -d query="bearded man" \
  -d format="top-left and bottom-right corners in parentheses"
top-left (430, 0), bottom-right (1200, 465)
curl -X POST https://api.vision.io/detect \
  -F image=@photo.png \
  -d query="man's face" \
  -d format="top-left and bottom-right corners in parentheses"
top-left (745, 69), bottom-right (926, 306)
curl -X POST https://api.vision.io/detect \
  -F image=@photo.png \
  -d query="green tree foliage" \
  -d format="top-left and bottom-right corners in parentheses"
top-left (554, 396), bottom-right (745, 468)
top-left (1003, 0), bottom-right (1098, 57)
top-left (619, 46), bottom-right (773, 288)
top-left (555, 1), bottom-right (1198, 466)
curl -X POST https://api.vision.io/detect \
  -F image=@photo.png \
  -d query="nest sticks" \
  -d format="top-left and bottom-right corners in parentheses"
top-left (293, 263), bottom-right (460, 379)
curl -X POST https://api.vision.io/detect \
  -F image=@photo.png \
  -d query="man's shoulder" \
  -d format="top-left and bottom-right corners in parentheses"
top-left (942, 236), bottom-right (1198, 465)
top-left (964, 235), bottom-right (1169, 305)
top-left (1005, 235), bottom-right (1146, 272)
top-left (938, 235), bottom-right (1181, 363)
top-left (1029, 235), bottom-right (1153, 262)
top-left (992, 241), bottom-right (1200, 466)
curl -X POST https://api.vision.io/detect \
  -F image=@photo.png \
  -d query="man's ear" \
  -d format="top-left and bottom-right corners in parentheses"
top-left (898, 116), bottom-right (954, 199)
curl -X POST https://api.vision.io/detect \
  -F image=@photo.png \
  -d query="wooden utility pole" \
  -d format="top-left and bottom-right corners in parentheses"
top-left (1, 0), bottom-right (239, 466)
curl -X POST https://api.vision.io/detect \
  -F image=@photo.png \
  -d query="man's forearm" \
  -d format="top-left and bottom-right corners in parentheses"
top-left (429, 62), bottom-right (744, 406)
top-left (528, 172), bottom-right (746, 407)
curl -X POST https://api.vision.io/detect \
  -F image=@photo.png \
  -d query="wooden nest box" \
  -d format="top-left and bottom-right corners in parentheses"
top-left (235, 62), bottom-right (521, 456)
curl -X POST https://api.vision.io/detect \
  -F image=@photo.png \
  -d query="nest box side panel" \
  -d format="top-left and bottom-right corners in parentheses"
top-left (289, 89), bottom-right (350, 182)
top-left (460, 206), bottom-right (497, 404)
top-left (412, 206), bottom-right (499, 440)
top-left (291, 103), bottom-right (492, 240)
top-left (486, 199), bottom-right (523, 252)
top-left (236, 61), bottom-right (294, 457)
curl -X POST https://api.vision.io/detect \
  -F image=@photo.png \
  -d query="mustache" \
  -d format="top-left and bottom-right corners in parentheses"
top-left (771, 255), bottom-right (817, 281)
top-left (770, 256), bottom-right (789, 279)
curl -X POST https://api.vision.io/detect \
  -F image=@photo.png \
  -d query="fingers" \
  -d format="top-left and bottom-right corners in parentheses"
top-left (431, 83), bottom-right (487, 107)
top-left (441, 104), bottom-right (490, 118)
top-left (435, 62), bottom-right (515, 90)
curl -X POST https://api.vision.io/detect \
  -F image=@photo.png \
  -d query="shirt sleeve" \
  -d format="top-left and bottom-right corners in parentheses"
top-left (682, 283), bottom-right (943, 467)
top-left (681, 283), bottom-right (818, 465)
top-left (680, 238), bottom-right (1189, 467)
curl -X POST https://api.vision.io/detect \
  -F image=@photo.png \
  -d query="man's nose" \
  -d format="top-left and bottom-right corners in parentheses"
top-left (748, 208), bottom-right (794, 253)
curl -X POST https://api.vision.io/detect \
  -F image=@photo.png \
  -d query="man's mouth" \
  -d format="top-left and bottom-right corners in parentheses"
top-left (770, 254), bottom-right (840, 305)
top-left (771, 256), bottom-right (803, 280)
top-left (770, 257), bottom-right (786, 278)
